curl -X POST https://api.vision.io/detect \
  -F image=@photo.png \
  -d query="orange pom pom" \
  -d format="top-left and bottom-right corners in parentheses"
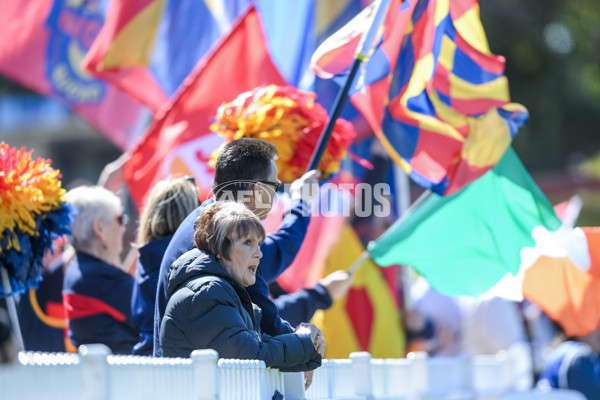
top-left (209, 85), bottom-right (357, 182)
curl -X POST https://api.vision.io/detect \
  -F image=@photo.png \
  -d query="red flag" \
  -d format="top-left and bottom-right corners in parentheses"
top-left (123, 6), bottom-right (286, 210)
top-left (0, 0), bottom-right (145, 150)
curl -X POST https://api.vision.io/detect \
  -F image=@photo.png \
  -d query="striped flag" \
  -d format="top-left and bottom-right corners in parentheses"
top-left (311, 0), bottom-right (528, 195)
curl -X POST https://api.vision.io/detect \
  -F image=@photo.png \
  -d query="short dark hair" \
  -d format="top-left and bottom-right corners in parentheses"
top-left (212, 138), bottom-right (278, 200)
top-left (194, 201), bottom-right (266, 261)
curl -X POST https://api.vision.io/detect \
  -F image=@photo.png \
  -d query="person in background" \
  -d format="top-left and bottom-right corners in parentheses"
top-left (161, 201), bottom-right (322, 372)
top-left (131, 176), bottom-right (199, 355)
top-left (270, 270), bottom-right (354, 327)
top-left (63, 186), bottom-right (138, 354)
top-left (154, 138), bottom-right (320, 357)
top-left (16, 236), bottom-right (75, 352)
top-left (538, 322), bottom-right (600, 399)
top-left (411, 277), bottom-right (463, 356)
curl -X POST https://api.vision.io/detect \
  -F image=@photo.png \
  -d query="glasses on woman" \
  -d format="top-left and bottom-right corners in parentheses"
top-left (116, 214), bottom-right (129, 226)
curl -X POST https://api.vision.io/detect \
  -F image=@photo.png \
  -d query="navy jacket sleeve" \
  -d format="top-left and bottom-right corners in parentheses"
top-left (260, 199), bottom-right (310, 284)
top-left (273, 283), bottom-right (332, 327)
top-left (566, 351), bottom-right (600, 399)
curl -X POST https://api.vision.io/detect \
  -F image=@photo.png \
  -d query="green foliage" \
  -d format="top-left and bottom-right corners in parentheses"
top-left (480, 0), bottom-right (600, 172)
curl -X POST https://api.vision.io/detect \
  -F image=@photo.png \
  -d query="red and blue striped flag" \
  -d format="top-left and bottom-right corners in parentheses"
top-left (311, 0), bottom-right (528, 195)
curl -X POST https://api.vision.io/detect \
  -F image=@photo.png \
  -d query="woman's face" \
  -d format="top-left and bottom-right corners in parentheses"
top-left (220, 229), bottom-right (263, 287)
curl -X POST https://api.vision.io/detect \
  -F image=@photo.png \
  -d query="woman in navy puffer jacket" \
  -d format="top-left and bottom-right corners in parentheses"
top-left (160, 201), bottom-right (322, 372)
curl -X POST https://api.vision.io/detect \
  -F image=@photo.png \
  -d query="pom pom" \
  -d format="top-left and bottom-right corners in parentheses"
top-left (0, 143), bottom-right (73, 298)
top-left (209, 85), bottom-right (357, 182)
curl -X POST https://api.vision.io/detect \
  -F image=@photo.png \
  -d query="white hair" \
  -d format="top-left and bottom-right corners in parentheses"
top-left (65, 186), bottom-right (123, 250)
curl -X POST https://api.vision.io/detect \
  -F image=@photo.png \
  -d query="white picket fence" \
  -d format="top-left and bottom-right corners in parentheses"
top-left (0, 345), bottom-right (534, 400)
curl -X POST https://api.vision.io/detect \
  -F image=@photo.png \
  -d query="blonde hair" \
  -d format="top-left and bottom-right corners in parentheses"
top-left (137, 177), bottom-right (200, 245)
top-left (194, 201), bottom-right (265, 260)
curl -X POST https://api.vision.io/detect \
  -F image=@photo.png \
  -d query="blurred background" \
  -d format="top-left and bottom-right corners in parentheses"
top-left (1, 0), bottom-right (600, 222)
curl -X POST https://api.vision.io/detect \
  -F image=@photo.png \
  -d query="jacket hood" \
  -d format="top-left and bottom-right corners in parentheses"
top-left (166, 248), bottom-right (231, 297)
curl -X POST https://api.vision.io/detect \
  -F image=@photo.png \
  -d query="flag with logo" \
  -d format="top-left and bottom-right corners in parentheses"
top-left (122, 6), bottom-right (286, 210)
top-left (0, 0), bottom-right (145, 150)
top-left (311, 0), bottom-right (528, 196)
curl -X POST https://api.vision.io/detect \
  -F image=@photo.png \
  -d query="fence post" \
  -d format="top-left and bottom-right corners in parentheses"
top-left (191, 349), bottom-right (219, 400)
top-left (79, 344), bottom-right (111, 400)
top-left (350, 351), bottom-right (373, 399)
top-left (408, 351), bottom-right (428, 399)
top-left (282, 372), bottom-right (306, 400)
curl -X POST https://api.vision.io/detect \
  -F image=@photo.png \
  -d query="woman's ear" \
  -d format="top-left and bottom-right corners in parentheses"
top-left (92, 218), bottom-right (105, 241)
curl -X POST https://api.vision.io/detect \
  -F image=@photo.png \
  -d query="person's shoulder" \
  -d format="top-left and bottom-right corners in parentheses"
top-left (567, 341), bottom-right (597, 362)
top-left (172, 248), bottom-right (203, 268)
top-left (185, 274), bottom-right (238, 308)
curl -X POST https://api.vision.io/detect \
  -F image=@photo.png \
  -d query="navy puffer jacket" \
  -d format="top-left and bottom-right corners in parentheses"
top-left (160, 249), bottom-right (321, 371)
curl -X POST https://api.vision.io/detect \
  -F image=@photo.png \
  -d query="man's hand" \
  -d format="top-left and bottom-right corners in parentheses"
top-left (97, 152), bottom-right (131, 193)
top-left (320, 270), bottom-right (354, 301)
top-left (290, 170), bottom-right (320, 203)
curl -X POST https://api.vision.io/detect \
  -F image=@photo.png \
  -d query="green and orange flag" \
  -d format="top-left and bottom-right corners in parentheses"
top-left (368, 147), bottom-right (600, 337)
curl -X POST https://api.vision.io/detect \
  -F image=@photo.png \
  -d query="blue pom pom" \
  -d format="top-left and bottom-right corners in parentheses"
top-left (0, 202), bottom-right (74, 298)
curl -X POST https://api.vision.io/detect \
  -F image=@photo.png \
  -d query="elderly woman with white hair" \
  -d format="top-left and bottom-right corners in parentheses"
top-left (63, 185), bottom-right (138, 354)
top-left (160, 201), bottom-right (322, 371)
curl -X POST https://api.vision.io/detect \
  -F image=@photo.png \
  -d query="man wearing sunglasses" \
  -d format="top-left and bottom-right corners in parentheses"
top-left (153, 138), bottom-right (321, 368)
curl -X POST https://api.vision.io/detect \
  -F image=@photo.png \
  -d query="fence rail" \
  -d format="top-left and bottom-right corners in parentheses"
top-left (0, 345), bottom-right (536, 400)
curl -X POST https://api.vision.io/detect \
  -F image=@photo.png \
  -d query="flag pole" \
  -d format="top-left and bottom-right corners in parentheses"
top-left (346, 189), bottom-right (433, 274)
top-left (1, 267), bottom-right (24, 350)
top-left (306, 0), bottom-right (390, 172)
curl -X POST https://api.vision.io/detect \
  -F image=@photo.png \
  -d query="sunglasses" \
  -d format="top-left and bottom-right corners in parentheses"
top-left (258, 180), bottom-right (282, 192)
top-left (116, 214), bottom-right (129, 226)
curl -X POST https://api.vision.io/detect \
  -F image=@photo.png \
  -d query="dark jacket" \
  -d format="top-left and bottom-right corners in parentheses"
top-left (63, 252), bottom-right (138, 354)
top-left (131, 235), bottom-right (173, 355)
top-left (272, 283), bottom-right (332, 328)
top-left (17, 261), bottom-right (66, 352)
top-left (161, 249), bottom-right (321, 371)
top-left (154, 198), bottom-right (310, 356)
